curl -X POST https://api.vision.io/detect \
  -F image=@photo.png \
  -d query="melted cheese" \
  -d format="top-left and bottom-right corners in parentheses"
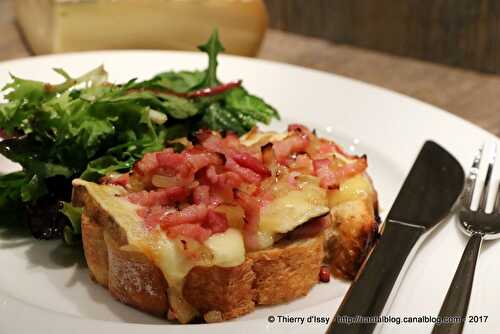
top-left (327, 174), bottom-right (375, 207)
top-left (260, 177), bottom-right (329, 234)
top-left (204, 228), bottom-right (245, 267)
top-left (240, 130), bottom-right (288, 147)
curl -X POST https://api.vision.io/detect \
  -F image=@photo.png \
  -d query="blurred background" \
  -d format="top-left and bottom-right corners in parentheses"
top-left (0, 0), bottom-right (499, 135)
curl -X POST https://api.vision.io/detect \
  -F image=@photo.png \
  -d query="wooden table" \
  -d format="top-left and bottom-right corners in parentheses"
top-left (1, 0), bottom-right (499, 137)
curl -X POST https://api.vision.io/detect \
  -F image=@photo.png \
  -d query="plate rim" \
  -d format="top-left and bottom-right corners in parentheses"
top-left (0, 50), bottom-right (498, 334)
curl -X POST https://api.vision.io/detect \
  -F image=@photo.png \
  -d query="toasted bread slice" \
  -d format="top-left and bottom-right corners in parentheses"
top-left (74, 124), bottom-right (380, 323)
top-left (77, 180), bottom-right (327, 322)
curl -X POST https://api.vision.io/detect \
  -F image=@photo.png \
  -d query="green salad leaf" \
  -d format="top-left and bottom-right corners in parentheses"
top-left (198, 29), bottom-right (224, 88)
top-left (0, 30), bottom-right (279, 244)
top-left (60, 202), bottom-right (83, 245)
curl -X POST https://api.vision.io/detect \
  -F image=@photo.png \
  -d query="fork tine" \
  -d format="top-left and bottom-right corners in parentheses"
top-left (494, 182), bottom-right (500, 212)
top-left (478, 144), bottom-right (497, 211)
top-left (462, 145), bottom-right (484, 208)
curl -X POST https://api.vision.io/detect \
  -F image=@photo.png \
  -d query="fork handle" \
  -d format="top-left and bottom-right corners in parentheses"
top-left (432, 233), bottom-right (483, 334)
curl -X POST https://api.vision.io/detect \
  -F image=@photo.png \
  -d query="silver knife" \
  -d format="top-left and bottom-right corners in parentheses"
top-left (327, 141), bottom-right (465, 334)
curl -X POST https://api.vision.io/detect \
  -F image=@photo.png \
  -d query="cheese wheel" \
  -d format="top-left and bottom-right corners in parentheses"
top-left (15, 0), bottom-right (268, 56)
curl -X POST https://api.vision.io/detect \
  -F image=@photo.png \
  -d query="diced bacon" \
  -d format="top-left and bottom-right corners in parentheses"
top-left (157, 186), bottom-right (189, 204)
top-left (216, 171), bottom-right (242, 190)
top-left (193, 185), bottom-right (210, 205)
top-left (313, 157), bottom-right (368, 189)
top-left (206, 166), bottom-right (243, 189)
top-left (179, 152), bottom-right (222, 181)
top-left (232, 152), bottom-right (271, 177)
top-left (200, 131), bottom-right (266, 175)
top-left (133, 152), bottom-right (159, 175)
top-left (100, 173), bottom-right (130, 187)
top-left (313, 159), bottom-right (335, 189)
top-left (202, 134), bottom-right (231, 156)
top-left (206, 165), bottom-right (219, 184)
top-left (225, 157), bottom-right (261, 184)
top-left (156, 148), bottom-right (185, 169)
top-left (143, 205), bottom-right (175, 230)
top-left (200, 132), bottom-right (225, 154)
top-left (204, 210), bottom-right (229, 234)
top-left (144, 210), bottom-right (162, 230)
top-left (195, 128), bottom-right (214, 142)
top-left (273, 135), bottom-right (309, 164)
top-left (312, 139), bottom-right (356, 160)
top-left (235, 191), bottom-right (260, 251)
top-left (160, 204), bottom-right (208, 226)
top-left (288, 123), bottom-right (311, 135)
top-left (336, 156), bottom-right (368, 180)
top-left (222, 132), bottom-right (241, 149)
top-left (200, 130), bottom-right (255, 155)
top-left (137, 207), bottom-right (149, 219)
top-left (318, 142), bottom-right (336, 154)
top-left (164, 224), bottom-right (212, 243)
top-left (207, 191), bottom-right (225, 207)
top-left (204, 166), bottom-right (242, 203)
top-left (113, 173), bottom-right (130, 186)
top-left (128, 186), bottom-right (189, 207)
top-left (155, 147), bottom-right (223, 183)
top-left (184, 146), bottom-right (208, 155)
top-left (185, 151), bottom-right (222, 172)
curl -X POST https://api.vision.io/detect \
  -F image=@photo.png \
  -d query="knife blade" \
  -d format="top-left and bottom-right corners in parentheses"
top-left (326, 140), bottom-right (465, 334)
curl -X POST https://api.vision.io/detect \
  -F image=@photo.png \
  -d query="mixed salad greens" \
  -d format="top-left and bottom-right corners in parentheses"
top-left (0, 31), bottom-right (279, 244)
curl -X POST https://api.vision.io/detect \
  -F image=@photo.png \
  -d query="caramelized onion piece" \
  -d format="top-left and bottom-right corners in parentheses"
top-left (151, 174), bottom-right (178, 188)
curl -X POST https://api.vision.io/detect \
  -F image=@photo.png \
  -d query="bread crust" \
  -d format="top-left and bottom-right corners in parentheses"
top-left (183, 259), bottom-right (256, 320)
top-left (105, 231), bottom-right (169, 317)
top-left (249, 236), bottom-right (324, 305)
top-left (327, 197), bottom-right (379, 280)
top-left (81, 213), bottom-right (108, 286)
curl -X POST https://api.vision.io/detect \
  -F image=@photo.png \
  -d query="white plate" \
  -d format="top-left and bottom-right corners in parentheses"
top-left (0, 51), bottom-right (498, 334)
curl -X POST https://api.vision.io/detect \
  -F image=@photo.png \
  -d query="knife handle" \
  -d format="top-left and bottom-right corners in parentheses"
top-left (327, 221), bottom-right (425, 334)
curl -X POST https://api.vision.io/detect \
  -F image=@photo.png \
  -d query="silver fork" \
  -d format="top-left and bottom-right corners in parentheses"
top-left (433, 144), bottom-right (500, 334)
